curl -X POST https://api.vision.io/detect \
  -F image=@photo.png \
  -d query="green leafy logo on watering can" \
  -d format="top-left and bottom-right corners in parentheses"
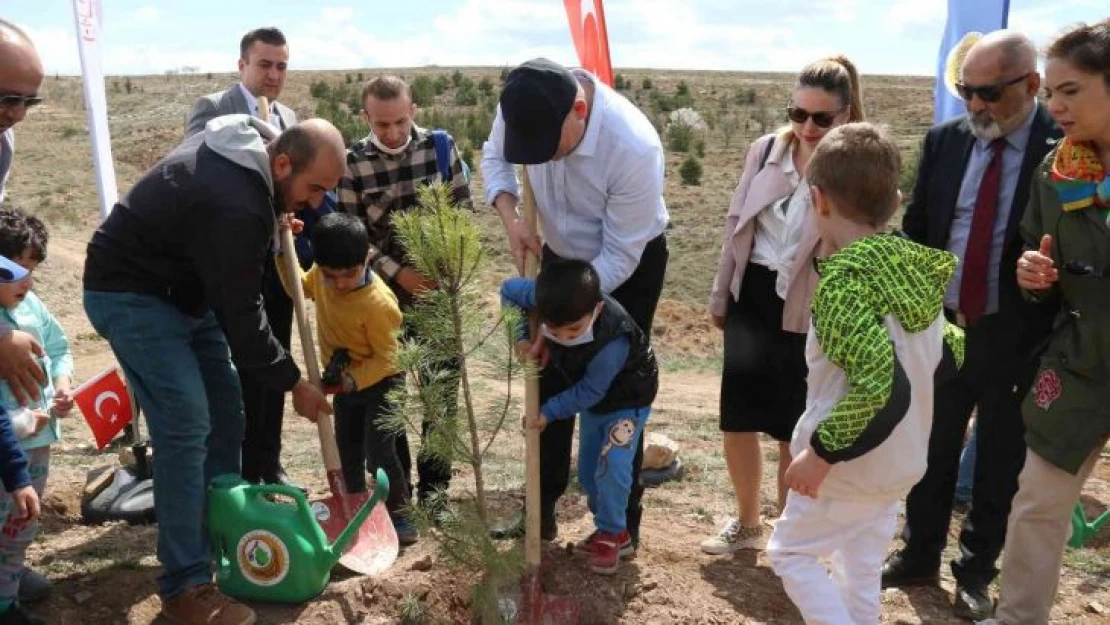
top-left (236, 530), bottom-right (290, 586)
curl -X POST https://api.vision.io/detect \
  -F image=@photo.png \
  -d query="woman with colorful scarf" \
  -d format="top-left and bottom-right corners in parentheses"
top-left (984, 19), bottom-right (1110, 625)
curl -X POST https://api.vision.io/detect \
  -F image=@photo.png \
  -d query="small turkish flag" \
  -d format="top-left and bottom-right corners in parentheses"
top-left (74, 367), bottom-right (134, 450)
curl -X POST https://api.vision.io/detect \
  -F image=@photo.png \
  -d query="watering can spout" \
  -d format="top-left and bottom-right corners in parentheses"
top-left (329, 468), bottom-right (390, 559)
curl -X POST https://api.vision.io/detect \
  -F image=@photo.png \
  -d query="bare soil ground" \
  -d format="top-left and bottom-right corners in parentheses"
top-left (6, 69), bottom-right (1108, 624)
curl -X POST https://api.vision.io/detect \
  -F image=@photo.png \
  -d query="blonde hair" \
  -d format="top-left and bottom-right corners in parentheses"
top-left (776, 54), bottom-right (866, 143)
top-left (807, 123), bottom-right (901, 227)
top-left (798, 54), bottom-right (865, 121)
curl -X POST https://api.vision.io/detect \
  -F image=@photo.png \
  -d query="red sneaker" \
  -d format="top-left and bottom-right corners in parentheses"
top-left (587, 532), bottom-right (626, 575)
top-left (574, 530), bottom-right (634, 558)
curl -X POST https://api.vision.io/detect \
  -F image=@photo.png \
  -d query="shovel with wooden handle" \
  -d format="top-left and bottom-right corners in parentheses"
top-left (516, 168), bottom-right (579, 624)
top-left (263, 97), bottom-right (399, 577)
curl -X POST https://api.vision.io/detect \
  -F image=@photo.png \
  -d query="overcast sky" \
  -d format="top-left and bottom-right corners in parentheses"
top-left (9, 0), bottom-right (1108, 77)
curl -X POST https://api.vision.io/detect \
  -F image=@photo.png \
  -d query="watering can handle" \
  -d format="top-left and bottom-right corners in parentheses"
top-left (246, 483), bottom-right (312, 506)
top-left (330, 468), bottom-right (391, 555)
top-left (246, 483), bottom-right (321, 533)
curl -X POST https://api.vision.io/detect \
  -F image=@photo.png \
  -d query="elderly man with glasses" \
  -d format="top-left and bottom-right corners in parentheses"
top-left (887, 30), bottom-right (1061, 620)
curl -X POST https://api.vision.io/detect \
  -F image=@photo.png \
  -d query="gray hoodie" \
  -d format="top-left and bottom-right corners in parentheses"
top-left (84, 114), bottom-right (301, 391)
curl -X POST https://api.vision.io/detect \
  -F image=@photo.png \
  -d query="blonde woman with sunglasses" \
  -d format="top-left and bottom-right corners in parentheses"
top-left (703, 55), bottom-right (864, 554)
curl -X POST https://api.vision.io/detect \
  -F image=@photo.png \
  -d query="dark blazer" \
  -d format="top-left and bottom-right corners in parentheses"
top-left (184, 82), bottom-right (297, 137)
top-left (902, 105), bottom-right (1060, 353)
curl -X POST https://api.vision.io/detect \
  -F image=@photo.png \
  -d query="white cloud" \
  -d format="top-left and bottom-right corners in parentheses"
top-left (134, 6), bottom-right (160, 24)
top-left (884, 0), bottom-right (944, 36)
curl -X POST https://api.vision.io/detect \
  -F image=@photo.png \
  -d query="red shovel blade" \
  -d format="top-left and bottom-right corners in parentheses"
top-left (310, 490), bottom-right (399, 576)
top-left (517, 568), bottom-right (580, 625)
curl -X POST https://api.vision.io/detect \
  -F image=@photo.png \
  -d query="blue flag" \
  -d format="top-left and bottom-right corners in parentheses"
top-left (934, 0), bottom-right (1010, 123)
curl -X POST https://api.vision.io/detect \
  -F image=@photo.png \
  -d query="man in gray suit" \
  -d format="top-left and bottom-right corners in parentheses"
top-left (186, 26), bottom-right (305, 492)
top-left (185, 27), bottom-right (296, 136)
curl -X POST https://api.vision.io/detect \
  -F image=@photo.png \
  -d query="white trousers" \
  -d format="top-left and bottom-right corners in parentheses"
top-left (767, 492), bottom-right (899, 625)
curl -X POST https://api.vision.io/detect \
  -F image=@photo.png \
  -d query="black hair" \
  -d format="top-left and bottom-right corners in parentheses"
top-left (0, 206), bottom-right (47, 262)
top-left (535, 259), bottom-right (601, 326)
top-left (310, 213), bottom-right (369, 269)
top-left (239, 27), bottom-right (286, 61)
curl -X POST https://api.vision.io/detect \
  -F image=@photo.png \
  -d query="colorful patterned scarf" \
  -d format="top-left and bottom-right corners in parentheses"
top-left (1050, 137), bottom-right (1110, 218)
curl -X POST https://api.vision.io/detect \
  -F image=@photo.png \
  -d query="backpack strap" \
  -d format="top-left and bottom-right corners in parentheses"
top-left (429, 130), bottom-right (454, 183)
top-left (758, 136), bottom-right (775, 172)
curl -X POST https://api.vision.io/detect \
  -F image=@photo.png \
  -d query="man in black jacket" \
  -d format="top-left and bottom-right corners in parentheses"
top-left (83, 116), bottom-right (343, 625)
top-left (885, 31), bottom-right (1059, 620)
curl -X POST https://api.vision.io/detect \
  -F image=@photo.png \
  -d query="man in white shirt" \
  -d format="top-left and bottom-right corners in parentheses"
top-left (184, 26), bottom-right (303, 493)
top-left (482, 58), bottom-right (669, 547)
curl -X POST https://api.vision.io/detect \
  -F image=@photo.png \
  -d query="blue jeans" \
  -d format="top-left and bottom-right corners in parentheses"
top-left (577, 407), bottom-right (649, 535)
top-left (84, 291), bottom-right (244, 598)
top-left (955, 421), bottom-right (978, 504)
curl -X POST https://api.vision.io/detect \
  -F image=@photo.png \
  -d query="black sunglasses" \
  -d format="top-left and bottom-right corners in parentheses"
top-left (955, 74), bottom-right (1029, 103)
top-left (785, 105), bottom-right (844, 129)
top-left (0, 94), bottom-right (43, 109)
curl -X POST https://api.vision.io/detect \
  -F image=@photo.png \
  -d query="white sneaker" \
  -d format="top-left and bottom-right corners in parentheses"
top-left (699, 518), bottom-right (765, 554)
top-left (974, 620), bottom-right (1001, 625)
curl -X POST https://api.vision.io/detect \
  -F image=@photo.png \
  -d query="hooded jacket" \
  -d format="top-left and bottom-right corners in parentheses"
top-left (83, 115), bottom-right (300, 391)
top-left (792, 234), bottom-right (965, 503)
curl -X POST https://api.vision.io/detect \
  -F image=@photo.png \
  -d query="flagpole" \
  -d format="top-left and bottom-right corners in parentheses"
top-left (71, 0), bottom-right (119, 220)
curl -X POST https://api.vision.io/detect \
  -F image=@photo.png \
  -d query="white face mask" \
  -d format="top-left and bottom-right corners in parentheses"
top-left (540, 305), bottom-right (601, 347)
top-left (370, 132), bottom-right (411, 156)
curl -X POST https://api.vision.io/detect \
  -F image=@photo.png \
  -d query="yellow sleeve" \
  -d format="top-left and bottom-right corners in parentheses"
top-left (347, 284), bottom-right (403, 390)
top-left (273, 249), bottom-right (316, 300)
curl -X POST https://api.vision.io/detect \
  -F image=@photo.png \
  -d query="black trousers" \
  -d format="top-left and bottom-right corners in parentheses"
top-left (239, 262), bottom-right (292, 482)
top-left (334, 374), bottom-right (410, 512)
top-left (901, 312), bottom-right (1030, 587)
top-left (539, 233), bottom-right (669, 543)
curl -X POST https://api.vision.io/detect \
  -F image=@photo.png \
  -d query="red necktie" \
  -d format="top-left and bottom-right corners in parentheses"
top-left (959, 138), bottom-right (1006, 324)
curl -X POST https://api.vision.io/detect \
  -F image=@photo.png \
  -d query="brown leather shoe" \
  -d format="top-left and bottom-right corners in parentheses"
top-left (161, 584), bottom-right (256, 625)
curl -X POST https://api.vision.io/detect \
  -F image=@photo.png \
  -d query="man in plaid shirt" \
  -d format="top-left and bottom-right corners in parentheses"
top-left (337, 74), bottom-right (471, 505)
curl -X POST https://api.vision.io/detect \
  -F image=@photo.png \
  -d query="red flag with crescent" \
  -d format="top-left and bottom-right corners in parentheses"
top-left (564, 0), bottom-right (614, 87)
top-left (74, 367), bottom-right (133, 450)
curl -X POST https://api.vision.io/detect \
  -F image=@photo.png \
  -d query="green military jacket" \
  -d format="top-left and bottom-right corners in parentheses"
top-left (1020, 149), bottom-right (1110, 474)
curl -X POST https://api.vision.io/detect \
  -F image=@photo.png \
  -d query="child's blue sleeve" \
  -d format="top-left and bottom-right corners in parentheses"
top-left (541, 336), bottom-right (630, 420)
top-left (0, 408), bottom-right (31, 493)
top-left (500, 277), bottom-right (536, 341)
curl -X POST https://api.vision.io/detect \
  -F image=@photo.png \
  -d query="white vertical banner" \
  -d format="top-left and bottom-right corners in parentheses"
top-left (72, 0), bottom-right (119, 220)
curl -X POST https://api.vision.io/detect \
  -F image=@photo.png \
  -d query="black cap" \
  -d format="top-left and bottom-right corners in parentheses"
top-left (499, 58), bottom-right (578, 164)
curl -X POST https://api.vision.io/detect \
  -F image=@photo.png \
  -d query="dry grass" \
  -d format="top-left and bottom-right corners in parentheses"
top-left (8, 68), bottom-right (1108, 624)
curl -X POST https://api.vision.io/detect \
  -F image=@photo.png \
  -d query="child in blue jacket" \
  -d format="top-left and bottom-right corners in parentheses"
top-left (501, 259), bottom-right (658, 575)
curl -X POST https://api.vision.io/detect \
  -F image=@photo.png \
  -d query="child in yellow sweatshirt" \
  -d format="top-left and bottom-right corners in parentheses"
top-left (276, 212), bottom-right (416, 545)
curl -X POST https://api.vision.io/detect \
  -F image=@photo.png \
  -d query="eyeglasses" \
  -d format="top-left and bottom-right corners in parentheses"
top-left (785, 105), bottom-right (845, 129)
top-left (0, 94), bottom-right (43, 109)
top-left (954, 74), bottom-right (1029, 103)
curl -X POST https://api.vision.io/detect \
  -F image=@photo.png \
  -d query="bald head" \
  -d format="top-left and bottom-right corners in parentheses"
top-left (963, 30), bottom-right (1037, 79)
top-left (270, 118), bottom-right (347, 212)
top-left (0, 19), bottom-right (44, 133)
top-left (959, 30), bottom-right (1040, 140)
top-left (298, 118), bottom-right (346, 164)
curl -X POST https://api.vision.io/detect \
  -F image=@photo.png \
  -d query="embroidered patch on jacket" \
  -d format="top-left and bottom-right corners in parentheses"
top-left (1033, 369), bottom-right (1062, 410)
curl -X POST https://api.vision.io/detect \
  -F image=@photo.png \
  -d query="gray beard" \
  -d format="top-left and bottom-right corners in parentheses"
top-left (969, 116), bottom-right (1005, 141)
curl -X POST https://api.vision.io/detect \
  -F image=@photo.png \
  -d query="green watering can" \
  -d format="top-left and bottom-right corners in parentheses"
top-left (1068, 502), bottom-right (1110, 548)
top-left (207, 468), bottom-right (389, 603)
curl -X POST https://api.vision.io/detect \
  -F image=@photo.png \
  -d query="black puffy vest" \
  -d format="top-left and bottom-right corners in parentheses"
top-left (543, 295), bottom-right (658, 415)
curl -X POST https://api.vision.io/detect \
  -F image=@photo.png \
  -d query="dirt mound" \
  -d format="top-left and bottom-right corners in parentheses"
top-left (651, 299), bottom-right (719, 360)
